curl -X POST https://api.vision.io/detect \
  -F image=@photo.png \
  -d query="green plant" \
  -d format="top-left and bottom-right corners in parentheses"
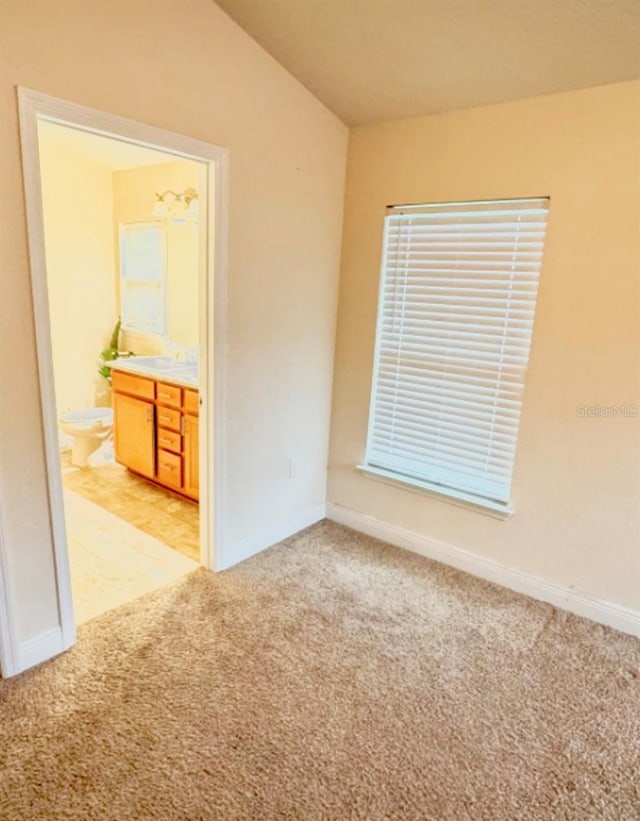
top-left (98, 318), bottom-right (122, 379)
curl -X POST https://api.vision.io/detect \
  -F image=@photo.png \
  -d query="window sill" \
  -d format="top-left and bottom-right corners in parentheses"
top-left (356, 465), bottom-right (513, 520)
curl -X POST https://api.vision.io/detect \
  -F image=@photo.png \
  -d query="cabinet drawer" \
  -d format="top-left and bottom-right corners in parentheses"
top-left (156, 406), bottom-right (181, 432)
top-left (184, 389), bottom-right (199, 415)
top-left (156, 427), bottom-right (182, 454)
top-left (156, 382), bottom-right (182, 408)
top-left (157, 448), bottom-right (182, 488)
top-left (112, 371), bottom-right (155, 400)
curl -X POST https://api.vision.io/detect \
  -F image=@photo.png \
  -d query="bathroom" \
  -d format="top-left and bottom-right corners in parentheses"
top-left (37, 120), bottom-right (206, 624)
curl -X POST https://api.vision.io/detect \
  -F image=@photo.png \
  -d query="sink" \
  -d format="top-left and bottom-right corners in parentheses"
top-left (113, 356), bottom-right (176, 370)
top-left (163, 364), bottom-right (198, 375)
top-left (111, 356), bottom-right (199, 386)
top-left (162, 365), bottom-right (199, 385)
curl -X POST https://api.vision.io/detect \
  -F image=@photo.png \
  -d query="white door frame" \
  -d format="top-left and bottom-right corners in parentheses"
top-left (0, 88), bottom-right (228, 675)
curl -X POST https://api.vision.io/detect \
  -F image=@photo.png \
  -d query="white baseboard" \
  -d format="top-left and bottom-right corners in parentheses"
top-left (16, 627), bottom-right (65, 674)
top-left (219, 503), bottom-right (326, 571)
top-left (326, 502), bottom-right (640, 639)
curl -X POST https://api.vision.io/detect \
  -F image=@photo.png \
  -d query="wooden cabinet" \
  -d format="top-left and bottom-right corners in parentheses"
top-left (156, 382), bottom-right (181, 408)
top-left (183, 412), bottom-right (199, 500)
top-left (156, 405), bottom-right (181, 432)
top-left (113, 391), bottom-right (155, 479)
top-left (156, 447), bottom-right (182, 490)
top-left (112, 370), bottom-right (199, 502)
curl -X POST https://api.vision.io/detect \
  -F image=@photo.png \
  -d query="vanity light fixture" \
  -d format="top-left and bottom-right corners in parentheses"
top-left (152, 187), bottom-right (199, 220)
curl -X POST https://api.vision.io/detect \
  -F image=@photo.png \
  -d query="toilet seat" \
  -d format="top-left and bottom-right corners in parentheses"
top-left (60, 408), bottom-right (113, 429)
top-left (60, 408), bottom-right (113, 467)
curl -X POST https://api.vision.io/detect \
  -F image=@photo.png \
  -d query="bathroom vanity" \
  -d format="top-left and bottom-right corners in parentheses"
top-left (110, 359), bottom-right (199, 502)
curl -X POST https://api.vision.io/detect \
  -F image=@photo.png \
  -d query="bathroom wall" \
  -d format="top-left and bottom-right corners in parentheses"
top-left (113, 161), bottom-right (201, 355)
top-left (37, 126), bottom-right (117, 415)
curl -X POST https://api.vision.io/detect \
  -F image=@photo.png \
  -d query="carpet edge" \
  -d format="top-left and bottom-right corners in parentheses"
top-left (326, 502), bottom-right (640, 638)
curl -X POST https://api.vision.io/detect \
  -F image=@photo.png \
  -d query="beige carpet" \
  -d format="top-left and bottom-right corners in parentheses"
top-left (0, 522), bottom-right (638, 820)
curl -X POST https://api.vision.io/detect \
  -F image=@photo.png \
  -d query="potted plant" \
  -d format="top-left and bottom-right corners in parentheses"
top-left (95, 319), bottom-right (131, 406)
top-left (99, 318), bottom-right (122, 380)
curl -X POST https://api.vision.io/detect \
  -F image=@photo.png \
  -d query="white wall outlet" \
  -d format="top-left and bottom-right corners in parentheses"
top-left (288, 459), bottom-right (297, 479)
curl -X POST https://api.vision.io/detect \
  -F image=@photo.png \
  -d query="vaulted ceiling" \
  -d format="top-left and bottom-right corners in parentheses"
top-left (215, 0), bottom-right (640, 126)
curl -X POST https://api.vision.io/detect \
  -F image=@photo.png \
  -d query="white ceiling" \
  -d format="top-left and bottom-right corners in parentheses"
top-left (215, 0), bottom-right (640, 126)
top-left (37, 121), bottom-right (179, 170)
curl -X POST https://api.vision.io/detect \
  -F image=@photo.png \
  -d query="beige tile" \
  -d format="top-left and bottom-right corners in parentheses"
top-left (62, 459), bottom-right (199, 562)
top-left (64, 490), bottom-right (197, 624)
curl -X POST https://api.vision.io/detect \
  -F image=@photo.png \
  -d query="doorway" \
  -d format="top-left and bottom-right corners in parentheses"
top-left (15, 89), bottom-right (228, 656)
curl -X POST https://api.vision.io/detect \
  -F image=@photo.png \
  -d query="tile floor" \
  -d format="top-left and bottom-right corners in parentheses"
top-left (61, 452), bottom-right (200, 562)
top-left (60, 446), bottom-right (200, 624)
top-left (65, 489), bottom-right (198, 624)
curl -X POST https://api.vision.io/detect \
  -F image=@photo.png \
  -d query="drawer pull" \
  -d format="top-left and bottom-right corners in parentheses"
top-left (159, 415), bottom-right (172, 423)
top-left (158, 392), bottom-right (172, 399)
top-left (161, 463), bottom-right (175, 471)
top-left (159, 437), bottom-right (173, 446)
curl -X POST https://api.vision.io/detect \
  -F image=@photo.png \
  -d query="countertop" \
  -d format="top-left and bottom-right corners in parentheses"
top-left (110, 356), bottom-right (199, 390)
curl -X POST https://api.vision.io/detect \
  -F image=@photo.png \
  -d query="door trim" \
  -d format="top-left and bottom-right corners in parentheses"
top-left (0, 502), bottom-right (18, 676)
top-left (0, 87), bottom-right (228, 676)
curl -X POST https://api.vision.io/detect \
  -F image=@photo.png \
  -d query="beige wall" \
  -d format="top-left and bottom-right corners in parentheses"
top-left (0, 0), bottom-right (347, 646)
top-left (113, 161), bottom-right (201, 353)
top-left (38, 126), bottom-right (117, 415)
top-left (329, 81), bottom-right (640, 611)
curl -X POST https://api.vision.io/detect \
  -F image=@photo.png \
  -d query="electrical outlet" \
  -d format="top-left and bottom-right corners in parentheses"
top-left (288, 459), bottom-right (297, 479)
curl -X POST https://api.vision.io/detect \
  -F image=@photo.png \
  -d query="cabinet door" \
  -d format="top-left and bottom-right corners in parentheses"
top-left (113, 392), bottom-right (155, 479)
top-left (183, 413), bottom-right (199, 500)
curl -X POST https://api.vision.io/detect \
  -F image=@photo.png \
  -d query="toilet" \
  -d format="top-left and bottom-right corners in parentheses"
top-left (59, 407), bottom-right (113, 467)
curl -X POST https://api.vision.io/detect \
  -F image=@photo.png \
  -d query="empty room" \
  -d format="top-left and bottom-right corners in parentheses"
top-left (0, 1), bottom-right (638, 819)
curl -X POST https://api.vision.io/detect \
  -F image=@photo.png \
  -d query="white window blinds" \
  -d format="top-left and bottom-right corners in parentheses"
top-left (364, 197), bottom-right (549, 511)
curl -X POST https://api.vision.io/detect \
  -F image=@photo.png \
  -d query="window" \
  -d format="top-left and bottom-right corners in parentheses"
top-left (120, 221), bottom-right (167, 336)
top-left (363, 197), bottom-right (549, 513)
